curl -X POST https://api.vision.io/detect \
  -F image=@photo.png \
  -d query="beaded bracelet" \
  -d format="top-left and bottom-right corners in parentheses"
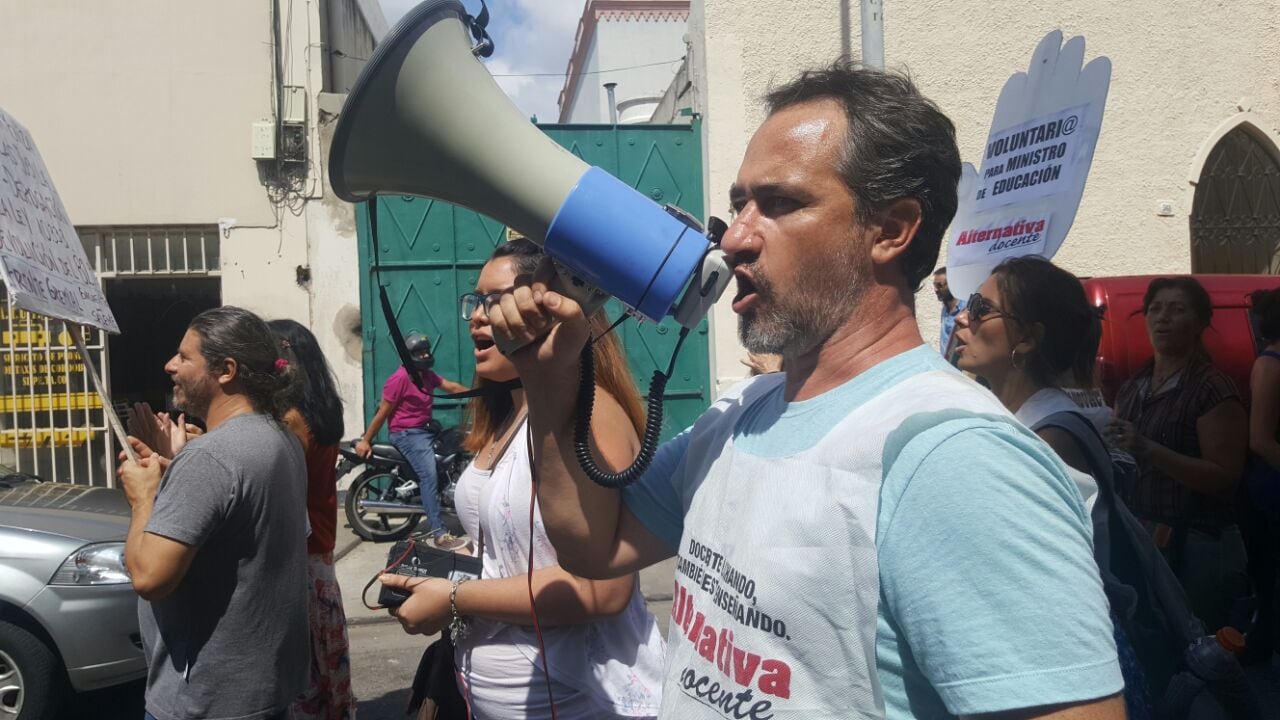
top-left (449, 577), bottom-right (472, 640)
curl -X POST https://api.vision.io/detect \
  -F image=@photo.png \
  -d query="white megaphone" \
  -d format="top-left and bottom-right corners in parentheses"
top-left (329, 0), bottom-right (730, 347)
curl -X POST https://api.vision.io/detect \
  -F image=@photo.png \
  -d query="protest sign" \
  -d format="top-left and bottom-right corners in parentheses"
top-left (0, 108), bottom-right (118, 332)
top-left (0, 107), bottom-right (132, 462)
top-left (946, 31), bottom-right (1111, 298)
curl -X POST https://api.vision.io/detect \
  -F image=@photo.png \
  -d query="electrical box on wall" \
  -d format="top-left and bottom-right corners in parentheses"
top-left (279, 123), bottom-right (307, 163)
top-left (283, 86), bottom-right (307, 124)
top-left (251, 122), bottom-right (276, 160)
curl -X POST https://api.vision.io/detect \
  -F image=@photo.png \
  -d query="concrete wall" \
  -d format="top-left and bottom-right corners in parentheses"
top-left (698, 0), bottom-right (1280, 393)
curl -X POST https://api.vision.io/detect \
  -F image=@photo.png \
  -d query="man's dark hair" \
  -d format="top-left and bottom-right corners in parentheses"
top-left (189, 306), bottom-right (296, 419)
top-left (268, 319), bottom-right (344, 445)
top-left (764, 60), bottom-right (961, 290)
top-left (934, 267), bottom-right (947, 275)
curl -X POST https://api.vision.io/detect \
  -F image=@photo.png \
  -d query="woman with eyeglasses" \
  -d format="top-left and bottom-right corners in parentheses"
top-left (1106, 277), bottom-right (1248, 632)
top-left (382, 238), bottom-right (664, 720)
top-left (951, 256), bottom-right (1109, 472)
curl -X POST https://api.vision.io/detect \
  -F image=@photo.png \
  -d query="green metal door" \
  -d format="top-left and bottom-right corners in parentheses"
top-left (358, 121), bottom-right (711, 441)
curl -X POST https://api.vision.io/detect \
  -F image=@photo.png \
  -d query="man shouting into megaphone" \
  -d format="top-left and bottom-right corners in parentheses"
top-left (479, 61), bottom-right (1125, 720)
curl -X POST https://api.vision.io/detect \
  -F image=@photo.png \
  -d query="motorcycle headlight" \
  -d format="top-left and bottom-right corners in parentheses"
top-left (50, 542), bottom-right (131, 585)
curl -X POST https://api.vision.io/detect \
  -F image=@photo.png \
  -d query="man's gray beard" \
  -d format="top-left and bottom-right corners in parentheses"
top-left (738, 278), bottom-right (866, 357)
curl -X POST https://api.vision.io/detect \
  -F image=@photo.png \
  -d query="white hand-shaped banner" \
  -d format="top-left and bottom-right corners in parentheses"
top-left (945, 30), bottom-right (1111, 298)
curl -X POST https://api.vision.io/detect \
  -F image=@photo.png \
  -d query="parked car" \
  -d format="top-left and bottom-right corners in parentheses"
top-left (1084, 274), bottom-right (1280, 402)
top-left (0, 477), bottom-right (145, 719)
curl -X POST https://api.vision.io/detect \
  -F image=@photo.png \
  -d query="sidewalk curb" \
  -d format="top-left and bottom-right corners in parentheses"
top-left (348, 613), bottom-right (399, 627)
top-left (644, 592), bottom-right (672, 602)
top-left (333, 535), bottom-right (363, 562)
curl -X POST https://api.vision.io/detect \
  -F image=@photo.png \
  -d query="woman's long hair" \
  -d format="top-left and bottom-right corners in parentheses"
top-left (991, 255), bottom-right (1101, 389)
top-left (464, 239), bottom-right (645, 453)
top-left (268, 318), bottom-right (345, 446)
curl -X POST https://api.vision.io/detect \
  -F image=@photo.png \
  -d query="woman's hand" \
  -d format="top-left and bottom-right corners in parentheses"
top-left (741, 352), bottom-right (783, 376)
top-left (1106, 418), bottom-right (1148, 461)
top-left (380, 575), bottom-right (453, 635)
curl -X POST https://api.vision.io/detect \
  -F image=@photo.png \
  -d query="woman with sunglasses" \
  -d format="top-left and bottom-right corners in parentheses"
top-left (952, 256), bottom-right (1169, 717)
top-left (952, 255), bottom-right (1108, 472)
top-left (1106, 277), bottom-right (1248, 632)
top-left (382, 238), bottom-right (664, 720)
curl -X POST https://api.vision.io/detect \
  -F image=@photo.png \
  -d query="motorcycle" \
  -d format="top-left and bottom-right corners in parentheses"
top-left (336, 420), bottom-right (471, 542)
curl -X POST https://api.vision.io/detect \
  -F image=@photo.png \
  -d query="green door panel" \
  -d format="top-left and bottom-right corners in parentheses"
top-left (359, 122), bottom-right (710, 442)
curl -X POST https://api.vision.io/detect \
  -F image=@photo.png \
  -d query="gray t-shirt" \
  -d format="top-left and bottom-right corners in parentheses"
top-left (138, 412), bottom-right (309, 720)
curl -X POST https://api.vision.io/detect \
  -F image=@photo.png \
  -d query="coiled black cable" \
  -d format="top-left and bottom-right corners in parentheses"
top-left (573, 327), bottom-right (689, 488)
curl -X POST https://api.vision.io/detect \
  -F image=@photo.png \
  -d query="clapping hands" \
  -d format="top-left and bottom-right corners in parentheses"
top-left (126, 402), bottom-right (201, 459)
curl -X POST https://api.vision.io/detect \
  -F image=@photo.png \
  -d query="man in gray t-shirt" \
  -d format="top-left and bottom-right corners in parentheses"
top-left (119, 307), bottom-right (308, 720)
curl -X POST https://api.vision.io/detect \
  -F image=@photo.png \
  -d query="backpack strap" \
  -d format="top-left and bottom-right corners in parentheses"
top-left (1032, 410), bottom-right (1118, 573)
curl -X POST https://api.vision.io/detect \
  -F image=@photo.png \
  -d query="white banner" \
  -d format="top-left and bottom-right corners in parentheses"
top-left (974, 105), bottom-right (1087, 212)
top-left (945, 31), bottom-right (1111, 299)
top-left (0, 108), bottom-right (119, 333)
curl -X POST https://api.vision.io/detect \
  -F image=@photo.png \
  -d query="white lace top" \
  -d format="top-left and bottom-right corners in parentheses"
top-left (453, 419), bottom-right (665, 719)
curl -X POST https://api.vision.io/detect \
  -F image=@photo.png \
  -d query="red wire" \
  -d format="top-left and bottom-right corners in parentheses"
top-left (526, 425), bottom-right (559, 720)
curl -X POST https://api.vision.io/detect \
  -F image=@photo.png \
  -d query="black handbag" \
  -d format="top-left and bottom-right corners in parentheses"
top-left (408, 633), bottom-right (469, 720)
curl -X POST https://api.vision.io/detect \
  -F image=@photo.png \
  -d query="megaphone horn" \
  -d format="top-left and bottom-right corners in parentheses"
top-left (329, 0), bottom-right (727, 326)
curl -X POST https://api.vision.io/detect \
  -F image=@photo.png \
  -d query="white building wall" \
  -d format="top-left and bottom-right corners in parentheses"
top-left (0, 1), bottom-right (278, 227)
top-left (568, 34), bottom-right (605, 123)
top-left (698, 0), bottom-right (1280, 393)
top-left (0, 1), bottom-right (369, 438)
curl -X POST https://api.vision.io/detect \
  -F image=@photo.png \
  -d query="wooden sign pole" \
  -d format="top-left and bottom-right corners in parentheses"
top-left (68, 322), bottom-right (137, 465)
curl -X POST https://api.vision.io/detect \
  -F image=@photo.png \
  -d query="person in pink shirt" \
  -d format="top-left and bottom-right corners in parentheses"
top-left (356, 331), bottom-right (468, 549)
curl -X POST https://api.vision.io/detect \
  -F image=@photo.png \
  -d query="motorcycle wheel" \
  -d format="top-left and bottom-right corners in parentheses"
top-left (344, 469), bottom-right (420, 542)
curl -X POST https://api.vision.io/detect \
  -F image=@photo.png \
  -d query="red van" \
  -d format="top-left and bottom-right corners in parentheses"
top-left (1083, 275), bottom-right (1280, 403)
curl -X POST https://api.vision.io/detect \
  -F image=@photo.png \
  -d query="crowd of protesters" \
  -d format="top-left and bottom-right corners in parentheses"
top-left (108, 60), bottom-right (1280, 720)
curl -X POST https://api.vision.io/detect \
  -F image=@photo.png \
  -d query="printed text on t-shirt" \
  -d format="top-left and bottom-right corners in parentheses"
top-left (672, 536), bottom-right (794, 719)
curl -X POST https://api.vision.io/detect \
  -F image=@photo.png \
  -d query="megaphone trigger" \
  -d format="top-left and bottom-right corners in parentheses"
top-left (673, 248), bottom-right (731, 330)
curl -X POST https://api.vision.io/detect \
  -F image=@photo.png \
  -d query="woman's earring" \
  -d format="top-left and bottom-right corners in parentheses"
top-left (1010, 349), bottom-right (1027, 370)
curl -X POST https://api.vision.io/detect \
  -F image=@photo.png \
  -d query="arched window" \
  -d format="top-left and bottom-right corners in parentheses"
top-left (1190, 125), bottom-right (1280, 274)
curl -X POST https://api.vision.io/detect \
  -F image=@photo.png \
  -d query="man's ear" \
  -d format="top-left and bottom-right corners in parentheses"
top-left (869, 197), bottom-right (923, 266)
top-left (216, 357), bottom-right (239, 387)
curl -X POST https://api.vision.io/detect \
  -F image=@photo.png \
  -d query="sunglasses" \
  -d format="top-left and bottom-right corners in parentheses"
top-left (965, 292), bottom-right (1019, 325)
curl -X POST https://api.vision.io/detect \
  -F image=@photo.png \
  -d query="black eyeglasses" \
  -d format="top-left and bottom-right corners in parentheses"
top-left (459, 292), bottom-right (503, 319)
top-left (965, 292), bottom-right (1018, 325)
